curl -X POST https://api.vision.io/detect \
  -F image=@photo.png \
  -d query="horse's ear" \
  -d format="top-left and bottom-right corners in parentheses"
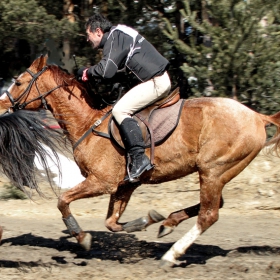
top-left (30, 55), bottom-right (48, 72)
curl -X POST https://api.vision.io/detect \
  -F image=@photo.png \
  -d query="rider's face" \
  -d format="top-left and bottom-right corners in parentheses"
top-left (86, 27), bottom-right (103, 49)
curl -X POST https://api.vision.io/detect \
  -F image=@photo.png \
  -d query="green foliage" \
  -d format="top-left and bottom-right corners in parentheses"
top-left (163, 0), bottom-right (280, 114)
top-left (0, 0), bottom-right (78, 44)
top-left (0, 184), bottom-right (27, 200)
top-left (0, 0), bottom-right (79, 78)
top-left (1, 0), bottom-right (280, 115)
top-left (37, 0), bottom-right (64, 20)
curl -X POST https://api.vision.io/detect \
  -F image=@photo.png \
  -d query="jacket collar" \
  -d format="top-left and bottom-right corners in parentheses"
top-left (99, 29), bottom-right (112, 49)
top-left (99, 26), bottom-right (116, 49)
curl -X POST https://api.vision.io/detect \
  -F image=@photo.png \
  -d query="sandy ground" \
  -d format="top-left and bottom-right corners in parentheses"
top-left (0, 150), bottom-right (280, 279)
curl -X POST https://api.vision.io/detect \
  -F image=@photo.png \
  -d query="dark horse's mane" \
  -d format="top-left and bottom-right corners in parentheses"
top-left (0, 110), bottom-right (66, 198)
top-left (48, 65), bottom-right (107, 110)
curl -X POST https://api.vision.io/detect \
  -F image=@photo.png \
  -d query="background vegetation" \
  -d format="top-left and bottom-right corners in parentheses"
top-left (0, 0), bottom-right (280, 114)
top-left (0, 184), bottom-right (27, 200)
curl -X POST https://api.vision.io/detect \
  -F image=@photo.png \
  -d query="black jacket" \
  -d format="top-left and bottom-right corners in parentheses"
top-left (87, 25), bottom-right (169, 82)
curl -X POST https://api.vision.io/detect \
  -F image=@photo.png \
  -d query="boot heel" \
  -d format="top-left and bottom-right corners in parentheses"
top-left (145, 164), bottom-right (154, 171)
top-left (123, 163), bottom-right (154, 182)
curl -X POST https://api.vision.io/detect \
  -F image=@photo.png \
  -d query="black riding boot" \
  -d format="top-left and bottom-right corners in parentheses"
top-left (119, 118), bottom-right (153, 182)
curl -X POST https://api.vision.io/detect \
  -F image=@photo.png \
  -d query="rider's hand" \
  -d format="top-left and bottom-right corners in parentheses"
top-left (76, 66), bottom-right (89, 82)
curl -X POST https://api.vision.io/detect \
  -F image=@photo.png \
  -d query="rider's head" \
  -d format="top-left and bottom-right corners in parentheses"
top-left (85, 14), bottom-right (112, 49)
top-left (85, 13), bottom-right (112, 33)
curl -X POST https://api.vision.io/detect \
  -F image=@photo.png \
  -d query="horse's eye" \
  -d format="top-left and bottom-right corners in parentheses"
top-left (15, 80), bottom-right (21, 86)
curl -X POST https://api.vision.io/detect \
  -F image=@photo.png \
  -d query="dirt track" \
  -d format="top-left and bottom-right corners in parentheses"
top-left (0, 150), bottom-right (280, 279)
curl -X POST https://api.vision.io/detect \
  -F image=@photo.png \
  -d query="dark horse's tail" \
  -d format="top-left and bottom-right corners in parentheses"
top-left (0, 110), bottom-right (66, 197)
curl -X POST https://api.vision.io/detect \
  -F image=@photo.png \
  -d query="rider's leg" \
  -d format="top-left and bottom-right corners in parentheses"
top-left (113, 72), bottom-right (171, 121)
top-left (119, 117), bottom-right (152, 181)
top-left (112, 72), bottom-right (171, 182)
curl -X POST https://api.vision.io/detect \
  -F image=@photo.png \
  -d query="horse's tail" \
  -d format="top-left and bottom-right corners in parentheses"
top-left (0, 110), bottom-right (66, 198)
top-left (262, 111), bottom-right (280, 153)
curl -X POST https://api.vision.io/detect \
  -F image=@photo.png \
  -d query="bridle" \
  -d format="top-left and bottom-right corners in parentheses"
top-left (2, 65), bottom-right (114, 150)
top-left (3, 66), bottom-right (63, 112)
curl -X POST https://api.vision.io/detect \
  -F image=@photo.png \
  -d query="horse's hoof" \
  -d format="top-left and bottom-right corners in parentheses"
top-left (148, 209), bottom-right (165, 222)
top-left (158, 225), bottom-right (174, 238)
top-left (159, 259), bottom-right (175, 271)
top-left (123, 210), bottom-right (166, 233)
top-left (79, 232), bottom-right (92, 251)
top-left (123, 216), bottom-right (149, 232)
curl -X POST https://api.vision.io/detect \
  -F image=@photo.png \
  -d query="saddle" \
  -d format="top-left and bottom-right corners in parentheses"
top-left (73, 87), bottom-right (185, 165)
top-left (109, 87), bottom-right (185, 164)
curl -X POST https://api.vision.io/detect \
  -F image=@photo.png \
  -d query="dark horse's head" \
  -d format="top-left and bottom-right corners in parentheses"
top-left (0, 110), bottom-right (65, 198)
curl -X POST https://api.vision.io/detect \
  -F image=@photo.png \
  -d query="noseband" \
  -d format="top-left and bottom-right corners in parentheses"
top-left (3, 66), bottom-right (63, 111)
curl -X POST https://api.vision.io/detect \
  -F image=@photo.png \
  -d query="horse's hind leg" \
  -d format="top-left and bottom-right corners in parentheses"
top-left (160, 145), bottom-right (261, 267)
top-left (106, 183), bottom-right (166, 233)
top-left (158, 196), bottom-right (224, 238)
top-left (160, 178), bottom-right (224, 267)
top-left (105, 183), bottom-right (139, 232)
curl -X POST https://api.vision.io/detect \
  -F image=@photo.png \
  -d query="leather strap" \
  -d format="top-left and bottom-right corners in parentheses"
top-left (135, 113), bottom-right (155, 165)
top-left (73, 109), bottom-right (112, 150)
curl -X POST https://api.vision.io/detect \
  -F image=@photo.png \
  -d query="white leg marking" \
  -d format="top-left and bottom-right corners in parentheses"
top-left (161, 223), bottom-right (202, 264)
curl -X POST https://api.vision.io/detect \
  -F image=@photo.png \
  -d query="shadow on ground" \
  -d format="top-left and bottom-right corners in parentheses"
top-left (1, 230), bottom-right (280, 269)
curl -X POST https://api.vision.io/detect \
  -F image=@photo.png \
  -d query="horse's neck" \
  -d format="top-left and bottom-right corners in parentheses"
top-left (46, 85), bottom-right (107, 141)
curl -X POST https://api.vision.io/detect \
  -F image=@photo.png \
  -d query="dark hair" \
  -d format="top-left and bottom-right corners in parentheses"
top-left (85, 13), bottom-right (112, 33)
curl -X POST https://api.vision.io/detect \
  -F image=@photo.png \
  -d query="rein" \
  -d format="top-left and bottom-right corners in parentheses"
top-left (5, 65), bottom-right (122, 151)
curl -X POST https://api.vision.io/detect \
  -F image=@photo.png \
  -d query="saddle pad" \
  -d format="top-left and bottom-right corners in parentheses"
top-left (144, 99), bottom-right (185, 147)
top-left (110, 99), bottom-right (185, 149)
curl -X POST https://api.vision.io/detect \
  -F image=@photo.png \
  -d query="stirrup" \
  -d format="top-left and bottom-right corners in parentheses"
top-left (124, 161), bottom-right (154, 183)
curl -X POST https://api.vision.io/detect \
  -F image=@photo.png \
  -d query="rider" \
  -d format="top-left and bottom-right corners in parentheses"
top-left (77, 13), bottom-right (171, 182)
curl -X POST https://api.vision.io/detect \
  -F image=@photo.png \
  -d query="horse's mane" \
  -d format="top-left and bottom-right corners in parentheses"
top-left (48, 65), bottom-right (84, 90)
top-left (47, 64), bottom-right (107, 110)
top-left (0, 110), bottom-right (67, 198)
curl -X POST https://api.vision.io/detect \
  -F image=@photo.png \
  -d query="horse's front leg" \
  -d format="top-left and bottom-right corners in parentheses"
top-left (105, 182), bottom-right (166, 233)
top-left (57, 175), bottom-right (114, 251)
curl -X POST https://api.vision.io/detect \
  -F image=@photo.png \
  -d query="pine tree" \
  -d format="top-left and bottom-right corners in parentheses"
top-left (162, 0), bottom-right (280, 114)
top-left (0, 0), bottom-right (79, 78)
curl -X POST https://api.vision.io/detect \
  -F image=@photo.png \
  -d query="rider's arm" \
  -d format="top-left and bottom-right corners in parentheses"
top-left (87, 31), bottom-right (130, 79)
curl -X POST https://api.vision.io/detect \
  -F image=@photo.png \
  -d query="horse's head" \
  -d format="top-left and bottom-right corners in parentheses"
top-left (2, 54), bottom-right (104, 113)
top-left (0, 55), bottom-right (56, 111)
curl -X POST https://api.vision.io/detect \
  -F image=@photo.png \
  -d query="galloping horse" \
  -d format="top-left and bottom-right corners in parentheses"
top-left (1, 54), bottom-right (280, 267)
top-left (0, 109), bottom-right (65, 243)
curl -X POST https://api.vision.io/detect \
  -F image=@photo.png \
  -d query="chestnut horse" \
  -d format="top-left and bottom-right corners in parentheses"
top-left (1, 55), bottom-right (280, 267)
